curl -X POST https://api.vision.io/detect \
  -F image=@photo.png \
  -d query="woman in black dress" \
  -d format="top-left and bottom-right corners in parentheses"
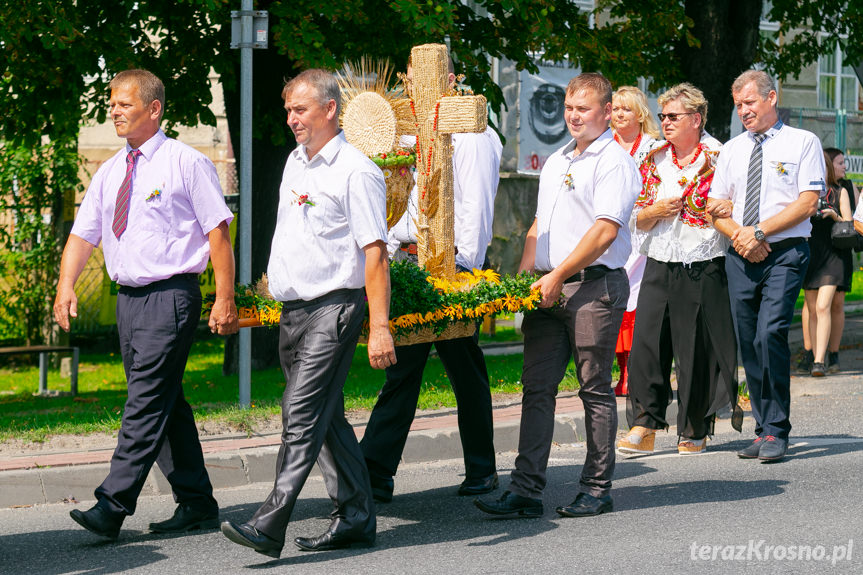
top-left (802, 151), bottom-right (852, 376)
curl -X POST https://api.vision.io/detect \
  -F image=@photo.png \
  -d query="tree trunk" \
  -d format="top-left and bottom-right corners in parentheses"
top-left (678, 0), bottom-right (763, 142)
top-left (219, 19), bottom-right (299, 375)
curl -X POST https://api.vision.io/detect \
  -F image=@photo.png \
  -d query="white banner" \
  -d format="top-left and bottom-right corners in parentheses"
top-left (517, 58), bottom-right (579, 174)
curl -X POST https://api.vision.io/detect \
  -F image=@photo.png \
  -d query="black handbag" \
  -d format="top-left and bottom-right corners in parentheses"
top-left (830, 220), bottom-right (859, 250)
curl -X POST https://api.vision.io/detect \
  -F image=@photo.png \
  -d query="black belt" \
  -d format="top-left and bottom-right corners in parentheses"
top-left (769, 237), bottom-right (805, 251)
top-left (563, 265), bottom-right (613, 283)
top-left (118, 273), bottom-right (199, 293)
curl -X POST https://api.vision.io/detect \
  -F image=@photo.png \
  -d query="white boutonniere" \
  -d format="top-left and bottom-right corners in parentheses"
top-left (563, 173), bottom-right (574, 190)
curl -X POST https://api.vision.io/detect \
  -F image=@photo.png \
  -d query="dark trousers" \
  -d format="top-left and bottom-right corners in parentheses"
top-left (510, 269), bottom-right (627, 499)
top-left (725, 243), bottom-right (809, 440)
top-left (250, 289), bottom-right (374, 544)
top-left (627, 257), bottom-right (740, 439)
top-left (96, 274), bottom-right (216, 516)
top-left (360, 332), bottom-right (496, 481)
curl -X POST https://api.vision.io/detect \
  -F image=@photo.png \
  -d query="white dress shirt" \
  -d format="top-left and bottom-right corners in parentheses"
top-left (72, 130), bottom-right (233, 287)
top-left (389, 127), bottom-right (502, 270)
top-left (267, 131), bottom-right (387, 301)
top-left (632, 136), bottom-right (727, 265)
top-left (534, 129), bottom-right (641, 272)
top-left (620, 134), bottom-right (656, 311)
top-left (709, 121), bottom-right (826, 242)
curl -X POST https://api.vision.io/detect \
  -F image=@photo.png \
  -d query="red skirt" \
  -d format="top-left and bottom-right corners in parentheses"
top-left (616, 310), bottom-right (636, 354)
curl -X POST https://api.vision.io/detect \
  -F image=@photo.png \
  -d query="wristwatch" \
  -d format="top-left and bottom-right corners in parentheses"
top-left (753, 224), bottom-right (765, 242)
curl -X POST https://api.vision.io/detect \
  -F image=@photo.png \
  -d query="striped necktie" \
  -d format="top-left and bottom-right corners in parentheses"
top-left (742, 133), bottom-right (767, 227)
top-left (111, 149), bottom-right (142, 238)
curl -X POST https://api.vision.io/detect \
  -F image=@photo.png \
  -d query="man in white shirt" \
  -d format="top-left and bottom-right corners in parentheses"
top-left (708, 70), bottom-right (824, 462)
top-left (221, 69), bottom-right (396, 558)
top-left (361, 64), bottom-right (503, 501)
top-left (476, 73), bottom-right (640, 518)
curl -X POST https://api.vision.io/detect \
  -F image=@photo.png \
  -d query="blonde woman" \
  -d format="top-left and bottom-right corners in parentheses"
top-left (610, 86), bottom-right (660, 396)
top-left (618, 83), bottom-right (741, 456)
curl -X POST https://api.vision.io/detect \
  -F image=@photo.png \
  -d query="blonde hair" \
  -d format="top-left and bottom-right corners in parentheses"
top-left (612, 86), bottom-right (660, 139)
top-left (658, 82), bottom-right (708, 131)
top-left (110, 69), bottom-right (165, 119)
top-left (567, 73), bottom-right (612, 106)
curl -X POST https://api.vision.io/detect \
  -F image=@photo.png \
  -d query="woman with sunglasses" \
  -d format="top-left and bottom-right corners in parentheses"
top-left (610, 86), bottom-right (661, 396)
top-left (618, 83), bottom-right (742, 456)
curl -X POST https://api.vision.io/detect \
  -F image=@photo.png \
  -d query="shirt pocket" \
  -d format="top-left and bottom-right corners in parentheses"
top-left (766, 160), bottom-right (798, 189)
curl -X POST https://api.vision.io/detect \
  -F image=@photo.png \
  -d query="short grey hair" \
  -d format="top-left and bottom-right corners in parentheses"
top-left (732, 70), bottom-right (776, 98)
top-left (110, 69), bottom-right (165, 119)
top-left (282, 69), bottom-right (341, 115)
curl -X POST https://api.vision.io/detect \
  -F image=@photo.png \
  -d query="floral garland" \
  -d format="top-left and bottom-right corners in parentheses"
top-left (370, 147), bottom-right (416, 168)
top-left (636, 143), bottom-right (717, 229)
top-left (204, 262), bottom-right (542, 338)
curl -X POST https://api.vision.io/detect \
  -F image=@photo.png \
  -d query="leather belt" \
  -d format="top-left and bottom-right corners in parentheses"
top-left (768, 237), bottom-right (805, 251)
top-left (563, 265), bottom-right (612, 283)
top-left (399, 242), bottom-right (458, 256)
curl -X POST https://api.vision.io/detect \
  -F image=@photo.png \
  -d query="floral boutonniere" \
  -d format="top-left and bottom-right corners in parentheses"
top-left (145, 188), bottom-right (162, 202)
top-left (773, 161), bottom-right (788, 176)
top-left (291, 190), bottom-right (315, 207)
top-left (563, 173), bottom-right (574, 191)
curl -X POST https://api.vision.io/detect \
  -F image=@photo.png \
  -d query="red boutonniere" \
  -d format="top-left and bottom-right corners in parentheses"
top-left (291, 190), bottom-right (315, 207)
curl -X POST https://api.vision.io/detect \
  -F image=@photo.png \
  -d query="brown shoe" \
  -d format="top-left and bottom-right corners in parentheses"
top-left (678, 437), bottom-right (706, 455)
top-left (617, 426), bottom-right (656, 455)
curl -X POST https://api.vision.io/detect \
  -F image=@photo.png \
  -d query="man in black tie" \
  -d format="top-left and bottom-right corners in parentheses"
top-left (708, 70), bottom-right (825, 462)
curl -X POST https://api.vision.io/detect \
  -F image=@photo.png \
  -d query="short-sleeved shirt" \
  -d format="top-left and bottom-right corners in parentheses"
top-left (534, 129), bottom-right (641, 271)
top-left (267, 131), bottom-right (387, 301)
top-left (71, 130), bottom-right (233, 288)
top-left (709, 121), bottom-right (826, 242)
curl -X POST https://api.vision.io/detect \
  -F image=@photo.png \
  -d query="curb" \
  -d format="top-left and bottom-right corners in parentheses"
top-left (0, 400), bottom-right (674, 509)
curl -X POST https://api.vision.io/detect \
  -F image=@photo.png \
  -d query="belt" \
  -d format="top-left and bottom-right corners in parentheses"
top-left (563, 265), bottom-right (613, 283)
top-left (399, 243), bottom-right (458, 256)
top-left (118, 273), bottom-right (199, 293)
top-left (769, 237), bottom-right (805, 251)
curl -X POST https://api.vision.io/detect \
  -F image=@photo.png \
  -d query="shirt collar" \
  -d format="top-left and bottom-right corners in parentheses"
top-left (750, 119), bottom-right (784, 142)
top-left (297, 130), bottom-right (346, 165)
top-left (126, 129), bottom-right (166, 160)
top-left (563, 127), bottom-right (614, 159)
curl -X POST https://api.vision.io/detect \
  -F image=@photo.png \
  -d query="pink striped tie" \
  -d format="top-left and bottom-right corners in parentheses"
top-left (112, 149), bottom-right (141, 238)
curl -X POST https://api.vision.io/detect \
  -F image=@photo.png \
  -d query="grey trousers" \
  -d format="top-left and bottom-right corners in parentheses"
top-left (250, 288), bottom-right (375, 544)
top-left (510, 269), bottom-right (628, 499)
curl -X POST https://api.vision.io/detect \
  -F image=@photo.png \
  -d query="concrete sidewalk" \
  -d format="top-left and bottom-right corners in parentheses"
top-left (2, 312), bottom-right (862, 509)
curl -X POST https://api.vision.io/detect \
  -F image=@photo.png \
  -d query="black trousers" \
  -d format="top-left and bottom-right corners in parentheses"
top-left (250, 289), bottom-right (374, 544)
top-left (96, 274), bottom-right (216, 516)
top-left (360, 332), bottom-right (496, 481)
top-left (626, 257), bottom-right (741, 440)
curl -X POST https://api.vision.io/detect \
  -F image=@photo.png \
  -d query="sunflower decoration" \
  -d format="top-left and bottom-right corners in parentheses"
top-left (337, 58), bottom-right (417, 230)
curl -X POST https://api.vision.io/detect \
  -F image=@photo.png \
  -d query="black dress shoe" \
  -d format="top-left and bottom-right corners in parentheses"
top-left (150, 504), bottom-right (219, 533)
top-left (458, 472), bottom-right (499, 496)
top-left (474, 490), bottom-right (543, 518)
top-left (737, 437), bottom-right (764, 459)
top-left (221, 520), bottom-right (283, 558)
top-left (70, 504), bottom-right (124, 540)
top-left (369, 473), bottom-right (394, 503)
top-left (294, 529), bottom-right (375, 552)
top-left (555, 492), bottom-right (613, 518)
top-left (758, 436), bottom-right (788, 462)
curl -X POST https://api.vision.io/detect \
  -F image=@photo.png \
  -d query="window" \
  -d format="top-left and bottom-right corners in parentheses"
top-left (818, 42), bottom-right (861, 111)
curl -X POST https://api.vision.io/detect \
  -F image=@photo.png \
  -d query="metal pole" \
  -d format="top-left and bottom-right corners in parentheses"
top-left (238, 0), bottom-right (253, 408)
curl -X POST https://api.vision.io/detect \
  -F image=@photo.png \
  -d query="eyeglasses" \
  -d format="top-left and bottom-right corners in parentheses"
top-left (658, 112), bottom-right (695, 122)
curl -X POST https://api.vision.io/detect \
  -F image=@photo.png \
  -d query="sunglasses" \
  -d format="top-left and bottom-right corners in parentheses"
top-left (658, 112), bottom-right (695, 122)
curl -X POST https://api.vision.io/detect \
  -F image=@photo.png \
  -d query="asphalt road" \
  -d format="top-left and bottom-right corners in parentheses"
top-left (1, 377), bottom-right (861, 575)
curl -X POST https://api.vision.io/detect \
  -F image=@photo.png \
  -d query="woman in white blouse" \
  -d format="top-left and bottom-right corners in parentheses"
top-left (610, 86), bottom-right (660, 396)
top-left (617, 83), bottom-right (742, 456)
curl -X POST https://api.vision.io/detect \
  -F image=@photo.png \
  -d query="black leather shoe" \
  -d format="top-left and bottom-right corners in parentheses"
top-left (221, 520), bottom-right (283, 558)
top-left (70, 504), bottom-right (124, 540)
top-left (150, 504), bottom-right (219, 533)
top-left (758, 436), bottom-right (788, 462)
top-left (458, 472), bottom-right (499, 496)
top-left (369, 473), bottom-right (394, 503)
top-left (737, 437), bottom-right (764, 459)
top-left (294, 529), bottom-right (375, 552)
top-left (474, 490), bottom-right (543, 517)
top-left (555, 492), bottom-right (613, 518)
